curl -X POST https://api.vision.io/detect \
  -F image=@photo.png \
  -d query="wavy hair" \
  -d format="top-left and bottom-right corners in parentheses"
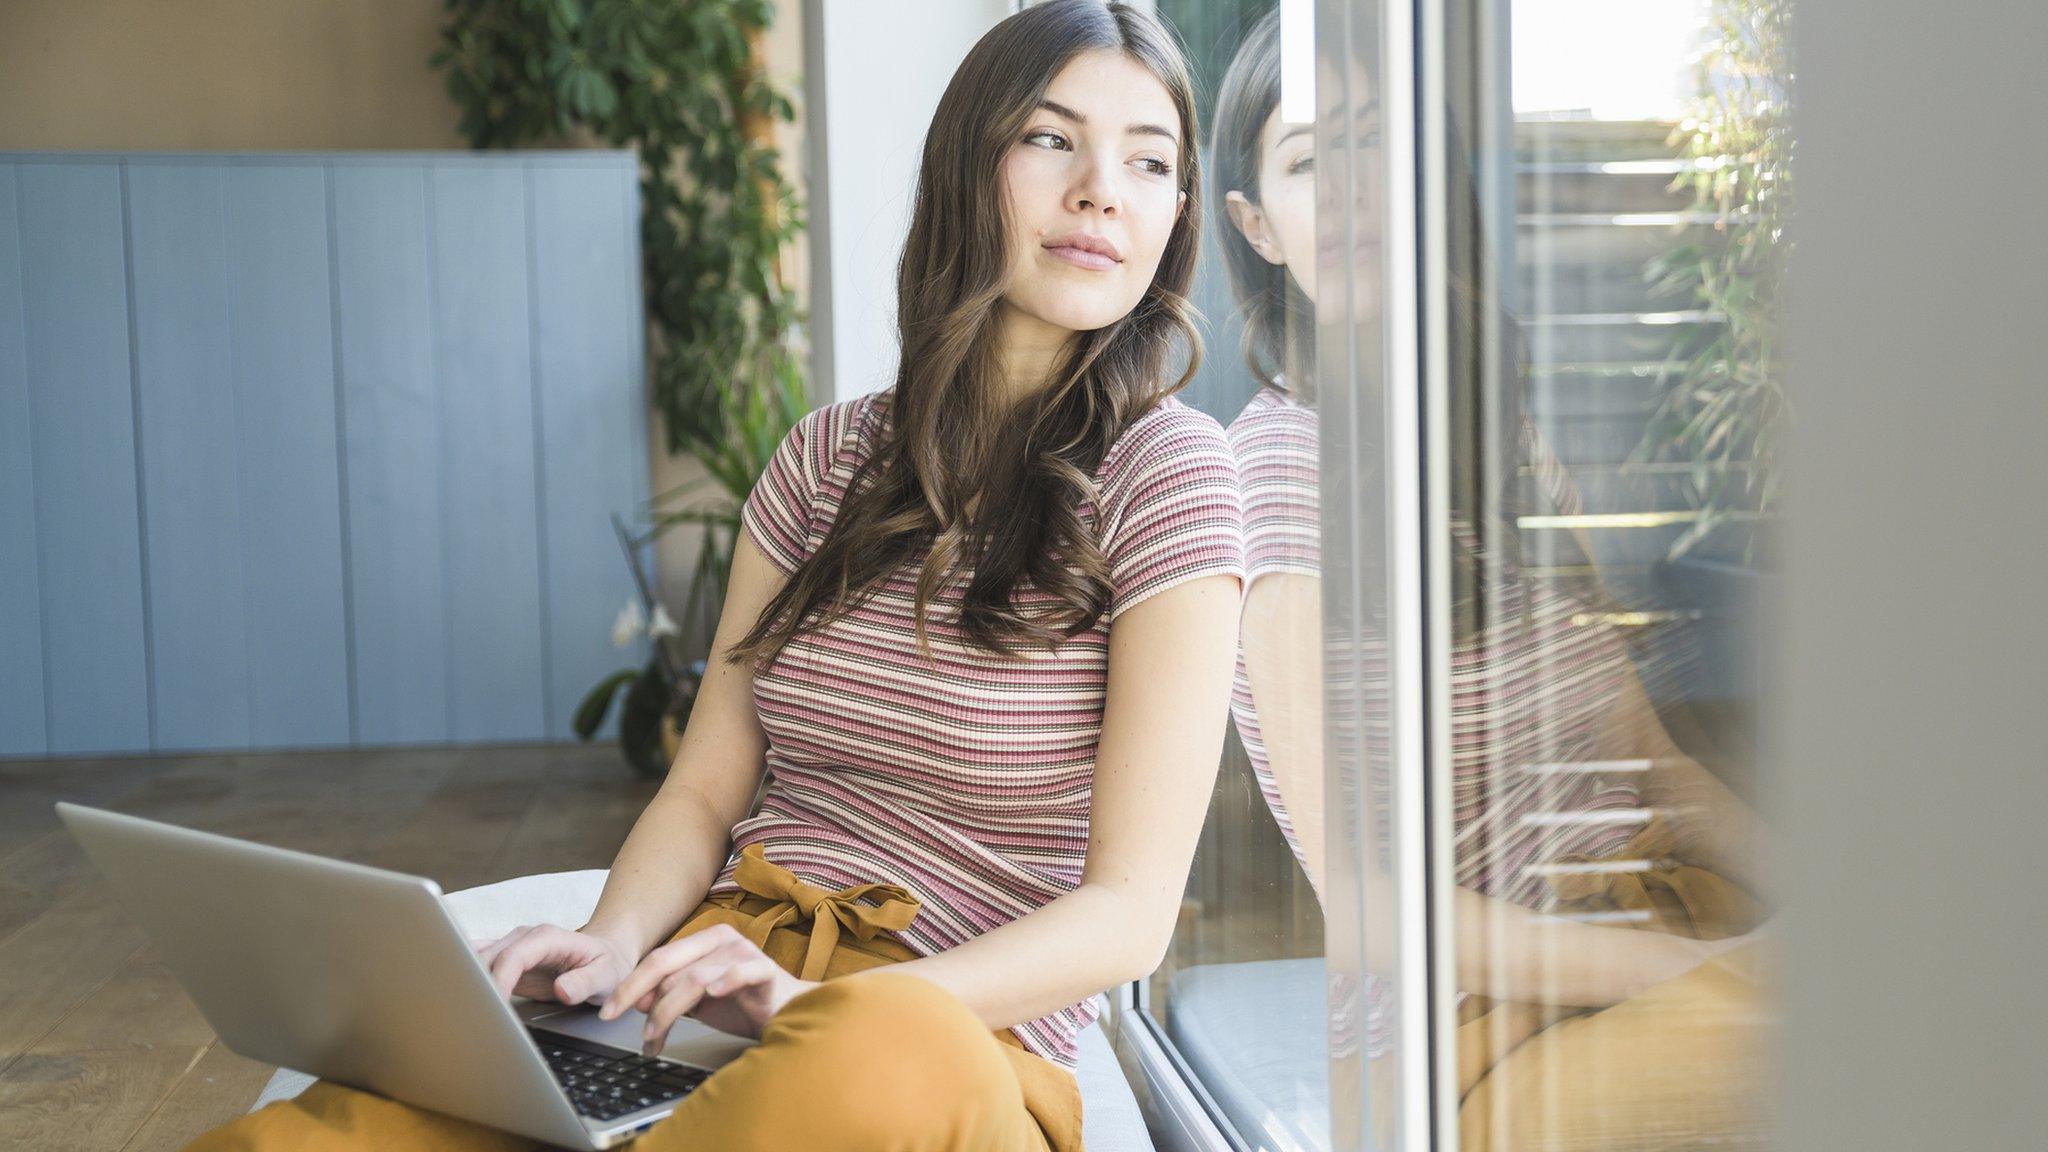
top-left (725, 0), bottom-right (1204, 671)
top-left (1208, 6), bottom-right (1617, 634)
top-left (1209, 7), bottom-right (1318, 401)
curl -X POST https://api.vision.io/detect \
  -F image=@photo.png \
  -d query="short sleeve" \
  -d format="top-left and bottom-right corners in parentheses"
top-left (1103, 409), bottom-right (1247, 621)
top-left (740, 405), bottom-right (832, 577)
top-left (1519, 416), bottom-right (1585, 517)
top-left (1227, 390), bottom-right (1321, 584)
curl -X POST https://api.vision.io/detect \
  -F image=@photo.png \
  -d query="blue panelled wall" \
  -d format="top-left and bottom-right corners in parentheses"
top-left (0, 152), bottom-right (651, 757)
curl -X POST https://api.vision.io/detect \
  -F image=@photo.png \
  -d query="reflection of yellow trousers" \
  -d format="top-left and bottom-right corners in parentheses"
top-left (183, 844), bottom-right (1085, 1152)
top-left (1453, 818), bottom-right (1772, 1152)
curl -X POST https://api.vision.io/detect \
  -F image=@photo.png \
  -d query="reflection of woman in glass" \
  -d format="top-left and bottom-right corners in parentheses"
top-left (187, 4), bottom-right (1240, 1151)
top-left (1211, 8), bottom-right (1772, 1148)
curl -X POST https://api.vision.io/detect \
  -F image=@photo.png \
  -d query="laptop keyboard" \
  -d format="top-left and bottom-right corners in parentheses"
top-left (530, 1027), bottom-right (712, 1122)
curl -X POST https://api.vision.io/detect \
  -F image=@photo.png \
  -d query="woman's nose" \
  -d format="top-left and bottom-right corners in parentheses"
top-left (1067, 152), bottom-right (1122, 217)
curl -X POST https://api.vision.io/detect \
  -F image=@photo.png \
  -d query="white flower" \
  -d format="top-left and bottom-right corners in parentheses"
top-left (648, 603), bottom-right (681, 640)
top-left (611, 598), bottom-right (647, 648)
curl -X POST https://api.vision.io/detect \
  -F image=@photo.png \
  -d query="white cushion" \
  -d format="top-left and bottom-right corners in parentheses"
top-left (254, 870), bottom-right (1154, 1150)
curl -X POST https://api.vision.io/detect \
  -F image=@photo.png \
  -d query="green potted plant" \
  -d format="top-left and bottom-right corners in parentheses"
top-left (431, 0), bottom-right (811, 773)
top-left (572, 364), bottom-right (805, 777)
top-left (577, 584), bottom-right (697, 778)
top-left (1631, 0), bottom-right (1792, 716)
top-left (1635, 0), bottom-right (1792, 567)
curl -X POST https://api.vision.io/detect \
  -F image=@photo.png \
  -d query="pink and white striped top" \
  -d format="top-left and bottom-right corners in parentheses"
top-left (708, 386), bottom-right (1247, 1069)
top-left (1225, 386), bottom-right (1321, 878)
top-left (1225, 381), bottom-right (1646, 1058)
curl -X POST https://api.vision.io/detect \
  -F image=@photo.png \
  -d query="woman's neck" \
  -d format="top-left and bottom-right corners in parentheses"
top-left (991, 301), bottom-right (1076, 411)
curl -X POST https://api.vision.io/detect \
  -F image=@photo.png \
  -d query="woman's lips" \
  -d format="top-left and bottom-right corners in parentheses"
top-left (1043, 244), bottom-right (1119, 271)
top-left (1317, 236), bottom-right (1383, 264)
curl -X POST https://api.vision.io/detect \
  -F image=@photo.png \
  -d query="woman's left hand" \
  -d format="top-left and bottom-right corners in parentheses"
top-left (598, 923), bottom-right (821, 1054)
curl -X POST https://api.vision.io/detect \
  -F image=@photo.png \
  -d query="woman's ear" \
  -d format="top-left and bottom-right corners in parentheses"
top-left (1224, 189), bottom-right (1284, 265)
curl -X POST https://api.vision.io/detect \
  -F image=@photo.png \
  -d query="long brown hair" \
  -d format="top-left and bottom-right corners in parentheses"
top-left (725, 0), bottom-right (1205, 671)
top-left (1210, 6), bottom-right (1317, 401)
top-left (1207, 6), bottom-right (1611, 635)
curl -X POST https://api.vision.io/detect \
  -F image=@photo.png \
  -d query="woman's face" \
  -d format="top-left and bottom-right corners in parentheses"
top-left (1227, 106), bottom-right (1320, 302)
top-left (1224, 93), bottom-right (1382, 316)
top-left (997, 48), bottom-right (1188, 339)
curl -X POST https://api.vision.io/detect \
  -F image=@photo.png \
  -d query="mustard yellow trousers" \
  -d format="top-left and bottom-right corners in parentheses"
top-left (1450, 817), bottom-right (1772, 1152)
top-left (183, 844), bottom-right (1086, 1152)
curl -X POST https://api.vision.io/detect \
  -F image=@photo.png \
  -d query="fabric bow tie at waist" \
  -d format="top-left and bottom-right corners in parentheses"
top-left (729, 843), bottom-right (922, 982)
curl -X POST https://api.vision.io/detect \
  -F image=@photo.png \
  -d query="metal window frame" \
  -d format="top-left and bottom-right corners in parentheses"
top-left (1078, 0), bottom-right (1458, 1148)
top-left (1309, 0), bottom-right (1454, 1146)
top-left (1106, 980), bottom-right (1250, 1152)
top-left (1413, 0), bottom-right (1459, 1142)
top-left (1107, 0), bottom-right (1456, 1147)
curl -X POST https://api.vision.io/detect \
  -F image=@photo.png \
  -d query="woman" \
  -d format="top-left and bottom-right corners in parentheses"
top-left (1210, 8), bottom-right (1771, 1150)
top-left (185, 4), bottom-right (1241, 1150)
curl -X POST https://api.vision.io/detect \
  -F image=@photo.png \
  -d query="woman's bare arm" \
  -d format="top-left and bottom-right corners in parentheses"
top-left (1238, 571), bottom-right (1331, 901)
top-left (1450, 885), bottom-right (1747, 1007)
top-left (575, 532), bottom-right (787, 961)
top-left (1240, 571), bottom-right (1734, 1006)
top-left (838, 572), bottom-right (1245, 1032)
top-left (1599, 657), bottom-right (1770, 897)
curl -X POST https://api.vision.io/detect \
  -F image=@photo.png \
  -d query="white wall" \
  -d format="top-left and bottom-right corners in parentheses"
top-left (1778, 0), bottom-right (2048, 1144)
top-left (807, 0), bottom-right (1015, 403)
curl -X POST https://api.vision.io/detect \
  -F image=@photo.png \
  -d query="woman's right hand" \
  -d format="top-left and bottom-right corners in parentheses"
top-left (1659, 917), bottom-right (1774, 987)
top-left (470, 924), bottom-right (642, 1007)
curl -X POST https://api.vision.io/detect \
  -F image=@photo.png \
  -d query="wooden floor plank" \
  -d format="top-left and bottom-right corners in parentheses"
top-left (0, 946), bottom-right (222, 1150)
top-left (362, 747), bottom-right (565, 893)
top-left (0, 884), bottom-right (151, 1068)
top-left (0, 757), bottom-right (174, 864)
top-left (0, 1044), bottom-right (209, 1152)
top-left (487, 753), bottom-right (659, 879)
top-left (0, 829), bottom-right (101, 946)
top-left (118, 1040), bottom-right (275, 1152)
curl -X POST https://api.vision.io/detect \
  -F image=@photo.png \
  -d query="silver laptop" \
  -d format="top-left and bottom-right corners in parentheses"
top-left (56, 802), bottom-right (758, 1149)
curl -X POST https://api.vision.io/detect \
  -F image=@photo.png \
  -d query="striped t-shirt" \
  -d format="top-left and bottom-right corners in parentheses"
top-left (1225, 382), bottom-right (1645, 1056)
top-left (708, 386), bottom-right (1247, 1069)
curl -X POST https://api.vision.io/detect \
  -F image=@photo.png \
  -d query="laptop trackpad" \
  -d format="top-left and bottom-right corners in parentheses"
top-left (521, 1001), bottom-right (759, 1071)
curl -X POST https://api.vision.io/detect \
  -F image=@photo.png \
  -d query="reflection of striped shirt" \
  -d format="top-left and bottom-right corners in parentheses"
top-left (1225, 387), bottom-right (1321, 872)
top-left (711, 387), bottom-right (1246, 1070)
top-left (1225, 382), bottom-right (1644, 1056)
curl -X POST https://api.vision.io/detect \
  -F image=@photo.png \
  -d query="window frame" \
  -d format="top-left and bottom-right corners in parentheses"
top-left (1105, 0), bottom-right (1456, 1147)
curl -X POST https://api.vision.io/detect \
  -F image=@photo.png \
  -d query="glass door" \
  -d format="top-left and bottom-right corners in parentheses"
top-left (1123, 1), bottom-right (1418, 1149)
top-left (1128, 0), bottom-right (1783, 1149)
top-left (1414, 0), bottom-right (1784, 1147)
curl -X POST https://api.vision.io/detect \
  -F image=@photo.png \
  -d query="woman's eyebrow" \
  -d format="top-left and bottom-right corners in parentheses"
top-left (1274, 93), bottom-right (1381, 138)
top-left (1036, 98), bottom-right (1178, 146)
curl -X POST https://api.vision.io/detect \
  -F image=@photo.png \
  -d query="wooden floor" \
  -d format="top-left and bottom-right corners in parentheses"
top-left (0, 743), bottom-right (662, 1151)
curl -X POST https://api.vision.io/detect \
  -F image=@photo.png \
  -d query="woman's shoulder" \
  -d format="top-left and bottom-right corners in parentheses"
top-left (783, 388), bottom-right (891, 489)
top-left (803, 387), bottom-right (889, 444)
top-left (1099, 392), bottom-right (1234, 485)
top-left (1226, 383), bottom-right (1318, 455)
